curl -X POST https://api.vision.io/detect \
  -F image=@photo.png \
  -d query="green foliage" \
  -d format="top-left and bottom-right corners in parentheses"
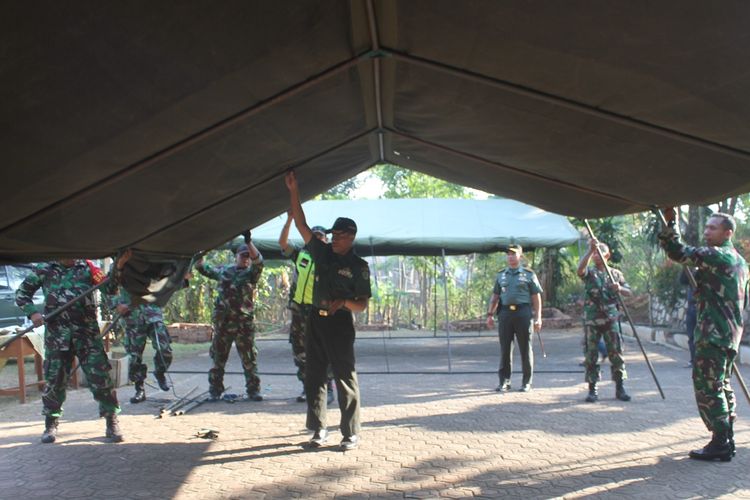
top-left (574, 217), bottom-right (625, 263)
top-left (371, 164), bottom-right (471, 199)
top-left (651, 261), bottom-right (684, 309)
top-left (163, 250), bottom-right (292, 333)
top-left (544, 246), bottom-right (583, 307)
top-left (163, 250), bottom-right (233, 324)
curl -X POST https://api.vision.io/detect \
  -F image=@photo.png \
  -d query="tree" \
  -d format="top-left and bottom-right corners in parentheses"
top-left (371, 164), bottom-right (471, 199)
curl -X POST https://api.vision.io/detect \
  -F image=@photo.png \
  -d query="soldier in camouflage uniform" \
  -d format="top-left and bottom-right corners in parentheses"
top-left (660, 209), bottom-right (748, 462)
top-left (15, 259), bottom-right (123, 444)
top-left (111, 288), bottom-right (172, 403)
top-left (197, 238), bottom-right (264, 401)
top-left (279, 214), bottom-right (335, 404)
top-left (577, 238), bottom-right (632, 403)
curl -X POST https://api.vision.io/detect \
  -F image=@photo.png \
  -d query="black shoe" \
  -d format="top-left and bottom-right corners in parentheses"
top-left (206, 392), bottom-right (222, 403)
top-left (296, 390), bottom-right (306, 403)
top-left (585, 383), bottom-right (598, 403)
top-left (246, 391), bottom-right (263, 402)
top-left (519, 384), bottom-right (532, 393)
top-left (41, 416), bottom-right (58, 444)
top-left (340, 435), bottom-right (359, 451)
top-left (130, 383), bottom-right (146, 404)
top-left (155, 372), bottom-right (170, 392)
top-left (105, 414), bottom-right (124, 443)
top-left (496, 381), bottom-right (511, 392)
top-left (308, 429), bottom-right (329, 448)
top-left (689, 432), bottom-right (732, 462)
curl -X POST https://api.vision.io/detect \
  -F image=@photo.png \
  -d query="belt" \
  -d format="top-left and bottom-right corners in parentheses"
top-left (317, 309), bottom-right (329, 317)
top-left (501, 304), bottom-right (529, 312)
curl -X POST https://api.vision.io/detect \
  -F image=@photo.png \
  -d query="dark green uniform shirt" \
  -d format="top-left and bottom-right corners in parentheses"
top-left (659, 226), bottom-right (749, 350)
top-left (306, 237), bottom-right (371, 310)
top-left (492, 266), bottom-right (542, 306)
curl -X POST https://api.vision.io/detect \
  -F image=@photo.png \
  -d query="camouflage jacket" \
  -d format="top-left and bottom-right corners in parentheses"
top-left (581, 266), bottom-right (628, 325)
top-left (659, 226), bottom-right (749, 349)
top-left (196, 257), bottom-right (264, 319)
top-left (15, 261), bottom-right (100, 348)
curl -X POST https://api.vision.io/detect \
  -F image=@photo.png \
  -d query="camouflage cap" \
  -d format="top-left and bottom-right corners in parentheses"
top-left (506, 244), bottom-right (522, 254)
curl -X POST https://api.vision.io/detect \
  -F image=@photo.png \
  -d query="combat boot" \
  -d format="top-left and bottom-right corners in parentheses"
top-left (154, 372), bottom-right (170, 392)
top-left (615, 379), bottom-right (631, 402)
top-left (689, 430), bottom-right (732, 462)
top-left (130, 382), bottom-right (146, 404)
top-left (585, 383), bottom-right (598, 403)
top-left (105, 414), bottom-right (124, 443)
top-left (41, 416), bottom-right (58, 444)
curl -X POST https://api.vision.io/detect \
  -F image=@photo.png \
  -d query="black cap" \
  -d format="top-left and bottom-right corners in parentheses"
top-left (326, 217), bottom-right (357, 234)
top-left (236, 244), bottom-right (250, 255)
top-left (507, 244), bottom-right (522, 254)
top-left (311, 225), bottom-right (327, 235)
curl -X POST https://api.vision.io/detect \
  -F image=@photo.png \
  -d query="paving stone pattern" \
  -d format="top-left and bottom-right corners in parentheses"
top-left (1, 329), bottom-right (749, 499)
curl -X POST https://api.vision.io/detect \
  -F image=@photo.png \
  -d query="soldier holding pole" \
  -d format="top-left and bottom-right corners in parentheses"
top-left (658, 208), bottom-right (748, 462)
top-left (577, 238), bottom-right (632, 402)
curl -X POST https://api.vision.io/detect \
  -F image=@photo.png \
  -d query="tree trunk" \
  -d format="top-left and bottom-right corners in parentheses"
top-left (728, 196), bottom-right (738, 215)
top-left (685, 205), bottom-right (701, 246)
top-left (541, 248), bottom-right (558, 307)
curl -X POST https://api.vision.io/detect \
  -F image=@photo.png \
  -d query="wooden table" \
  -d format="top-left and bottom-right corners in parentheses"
top-left (0, 336), bottom-right (45, 403)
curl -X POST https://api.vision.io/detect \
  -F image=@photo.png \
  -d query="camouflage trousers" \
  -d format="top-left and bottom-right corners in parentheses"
top-left (209, 316), bottom-right (260, 395)
top-left (584, 321), bottom-right (626, 384)
top-left (124, 318), bottom-right (172, 384)
top-left (43, 328), bottom-right (120, 418)
top-left (693, 341), bottom-right (736, 433)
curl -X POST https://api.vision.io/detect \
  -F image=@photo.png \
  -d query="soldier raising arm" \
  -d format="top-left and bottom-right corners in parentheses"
top-left (577, 238), bottom-right (632, 403)
top-left (196, 235), bottom-right (265, 402)
top-left (659, 208), bottom-right (749, 462)
top-left (285, 170), bottom-right (371, 451)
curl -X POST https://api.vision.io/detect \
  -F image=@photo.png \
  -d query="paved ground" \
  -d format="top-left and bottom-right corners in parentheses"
top-left (1, 328), bottom-right (749, 499)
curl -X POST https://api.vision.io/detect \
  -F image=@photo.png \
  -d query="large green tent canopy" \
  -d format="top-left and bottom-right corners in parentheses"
top-left (250, 198), bottom-right (580, 258)
top-left (1, 1), bottom-right (749, 262)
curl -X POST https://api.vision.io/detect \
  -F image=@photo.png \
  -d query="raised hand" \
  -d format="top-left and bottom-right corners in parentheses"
top-left (285, 170), bottom-right (297, 191)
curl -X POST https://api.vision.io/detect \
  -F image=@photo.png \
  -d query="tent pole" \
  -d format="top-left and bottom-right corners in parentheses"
top-left (433, 256), bottom-right (437, 337)
top-left (370, 237), bottom-right (390, 374)
top-left (442, 248), bottom-right (452, 372)
top-left (481, 254), bottom-right (488, 336)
